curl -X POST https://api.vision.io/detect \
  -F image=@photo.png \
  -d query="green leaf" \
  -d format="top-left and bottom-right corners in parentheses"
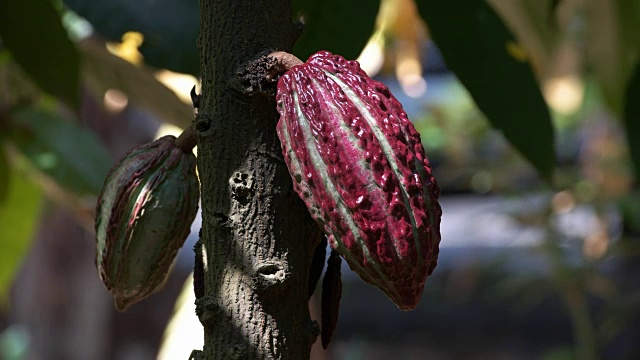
top-left (0, 0), bottom-right (80, 109)
top-left (487, 0), bottom-right (557, 72)
top-left (549, 0), bottom-right (562, 22)
top-left (8, 108), bottom-right (112, 196)
top-left (292, 0), bottom-right (380, 61)
top-left (0, 165), bottom-right (43, 307)
top-left (624, 61), bottom-right (640, 183)
top-left (0, 146), bottom-right (8, 204)
top-left (63, 0), bottom-right (199, 75)
top-left (417, 0), bottom-right (555, 180)
top-left (540, 346), bottom-right (575, 360)
top-left (584, 0), bottom-right (640, 114)
top-left (80, 39), bottom-right (193, 128)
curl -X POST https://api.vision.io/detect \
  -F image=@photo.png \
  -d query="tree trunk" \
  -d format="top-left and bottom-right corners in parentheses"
top-left (195, 1), bottom-right (319, 359)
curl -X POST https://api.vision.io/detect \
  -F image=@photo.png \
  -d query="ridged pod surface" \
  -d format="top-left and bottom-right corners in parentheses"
top-left (95, 135), bottom-right (199, 311)
top-left (276, 51), bottom-right (441, 310)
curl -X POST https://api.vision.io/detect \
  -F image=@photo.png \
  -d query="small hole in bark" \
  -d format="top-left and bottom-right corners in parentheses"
top-left (194, 114), bottom-right (214, 137)
top-left (213, 212), bottom-right (229, 226)
top-left (252, 261), bottom-right (290, 296)
top-left (196, 121), bottom-right (210, 132)
top-left (257, 263), bottom-right (280, 276)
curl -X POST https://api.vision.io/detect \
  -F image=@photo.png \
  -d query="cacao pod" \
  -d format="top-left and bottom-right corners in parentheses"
top-left (276, 51), bottom-right (441, 310)
top-left (95, 135), bottom-right (199, 311)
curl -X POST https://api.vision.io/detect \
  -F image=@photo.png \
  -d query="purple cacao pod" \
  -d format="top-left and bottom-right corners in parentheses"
top-left (276, 51), bottom-right (441, 310)
top-left (95, 135), bottom-right (199, 311)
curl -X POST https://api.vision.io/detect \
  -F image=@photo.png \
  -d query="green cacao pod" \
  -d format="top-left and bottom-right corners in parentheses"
top-left (276, 51), bottom-right (441, 310)
top-left (95, 135), bottom-right (199, 311)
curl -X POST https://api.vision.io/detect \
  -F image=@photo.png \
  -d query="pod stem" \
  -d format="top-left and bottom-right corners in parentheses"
top-left (267, 51), bottom-right (303, 75)
top-left (175, 126), bottom-right (197, 152)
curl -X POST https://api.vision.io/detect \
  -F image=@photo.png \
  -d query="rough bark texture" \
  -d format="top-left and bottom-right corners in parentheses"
top-left (196, 1), bottom-right (319, 359)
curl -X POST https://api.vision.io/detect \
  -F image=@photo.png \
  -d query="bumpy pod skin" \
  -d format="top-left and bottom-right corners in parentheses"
top-left (276, 51), bottom-right (441, 310)
top-left (95, 135), bottom-right (199, 311)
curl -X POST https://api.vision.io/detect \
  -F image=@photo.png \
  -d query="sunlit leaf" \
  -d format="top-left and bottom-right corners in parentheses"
top-left (8, 108), bottom-right (111, 196)
top-left (417, 0), bottom-right (555, 180)
top-left (292, 0), bottom-right (380, 61)
top-left (63, 0), bottom-right (199, 75)
top-left (157, 275), bottom-right (203, 360)
top-left (487, 0), bottom-right (557, 74)
top-left (0, 0), bottom-right (80, 109)
top-left (0, 165), bottom-right (43, 306)
top-left (624, 61), bottom-right (640, 182)
top-left (80, 39), bottom-right (193, 128)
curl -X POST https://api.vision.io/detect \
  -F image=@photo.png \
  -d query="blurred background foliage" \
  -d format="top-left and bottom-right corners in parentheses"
top-left (1, 0), bottom-right (640, 359)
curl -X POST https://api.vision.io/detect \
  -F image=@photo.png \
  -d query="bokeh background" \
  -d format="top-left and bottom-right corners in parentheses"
top-left (1, 0), bottom-right (640, 359)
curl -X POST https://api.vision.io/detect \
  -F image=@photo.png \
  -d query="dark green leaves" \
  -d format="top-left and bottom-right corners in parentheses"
top-left (64, 0), bottom-right (200, 75)
top-left (9, 108), bottom-right (112, 196)
top-left (624, 61), bottom-right (640, 182)
top-left (0, 0), bottom-right (80, 108)
top-left (63, 0), bottom-right (381, 73)
top-left (417, 1), bottom-right (555, 180)
top-left (63, 0), bottom-right (379, 73)
top-left (292, 0), bottom-right (379, 61)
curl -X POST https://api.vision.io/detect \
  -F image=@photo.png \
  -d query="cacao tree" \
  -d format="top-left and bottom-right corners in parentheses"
top-left (2, 0), bottom-right (640, 359)
top-left (189, 3), bottom-right (320, 356)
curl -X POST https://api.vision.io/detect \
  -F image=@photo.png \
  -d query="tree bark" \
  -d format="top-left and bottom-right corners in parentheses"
top-left (195, 1), bottom-right (319, 359)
